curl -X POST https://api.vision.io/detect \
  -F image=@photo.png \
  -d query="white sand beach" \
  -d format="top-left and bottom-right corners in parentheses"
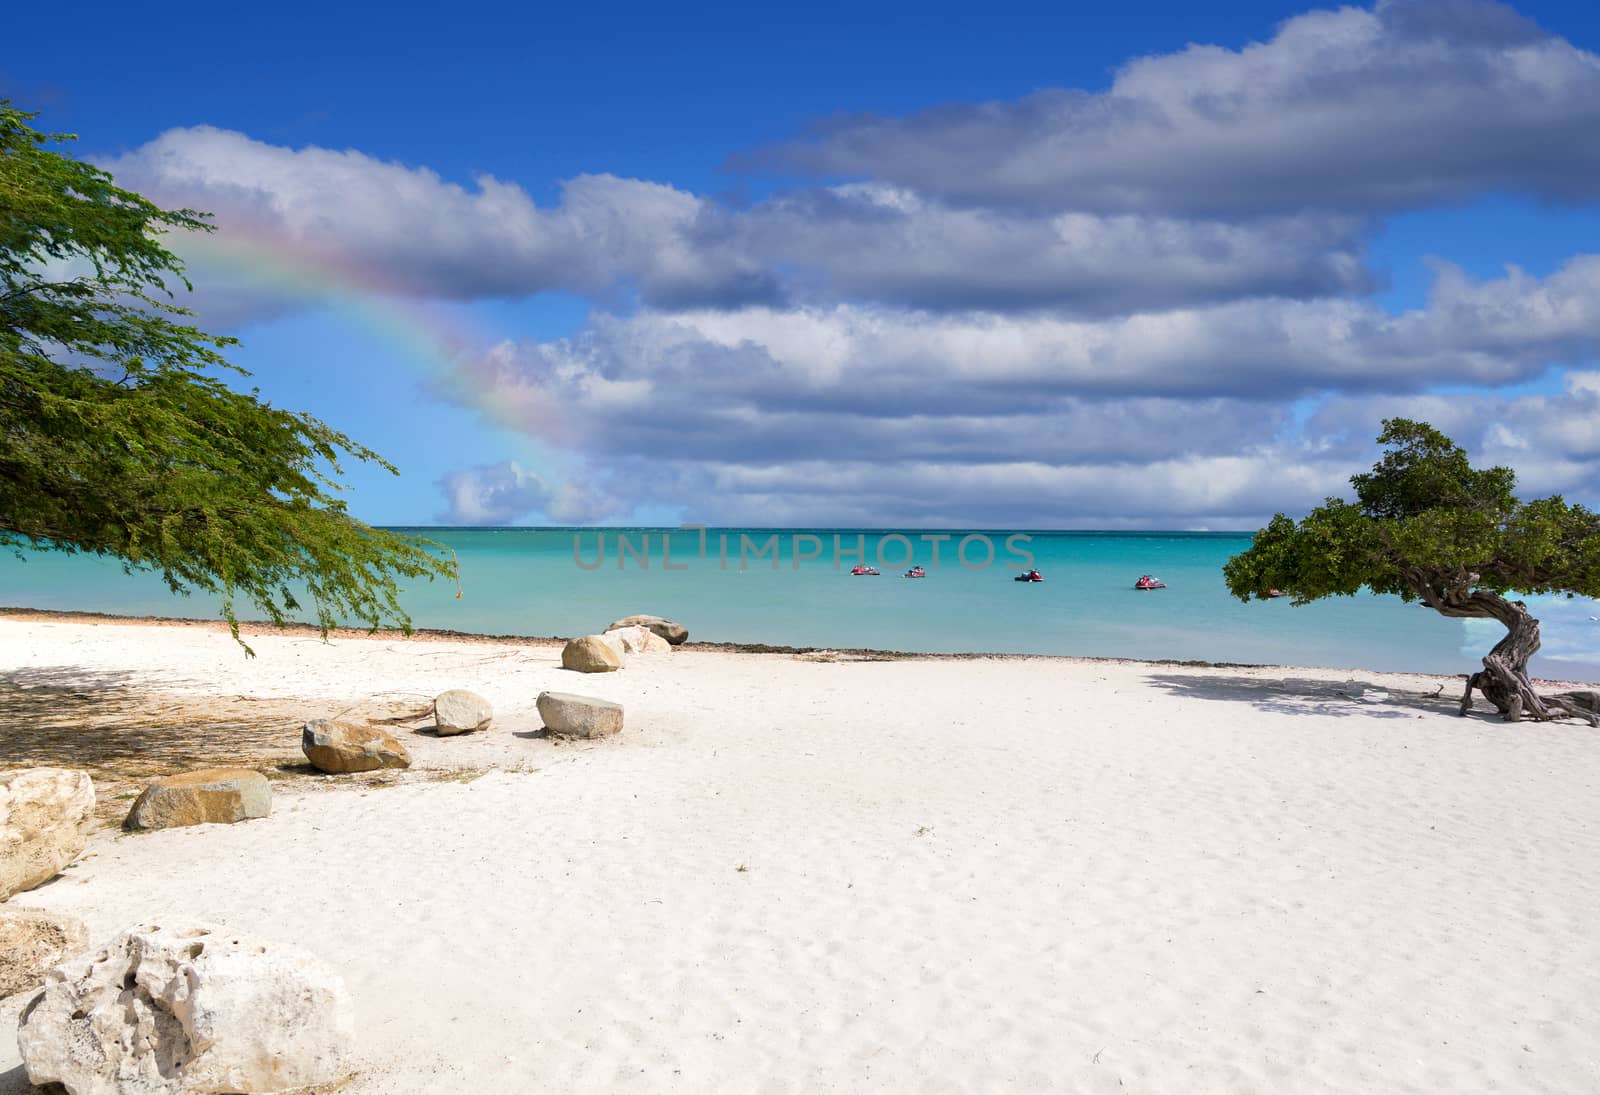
top-left (1, 615), bottom-right (1597, 1094)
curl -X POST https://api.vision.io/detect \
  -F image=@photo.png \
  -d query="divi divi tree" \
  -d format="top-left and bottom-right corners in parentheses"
top-left (1225, 419), bottom-right (1599, 725)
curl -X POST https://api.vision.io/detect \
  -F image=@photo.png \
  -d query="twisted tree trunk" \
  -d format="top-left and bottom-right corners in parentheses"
top-left (1414, 576), bottom-right (1600, 726)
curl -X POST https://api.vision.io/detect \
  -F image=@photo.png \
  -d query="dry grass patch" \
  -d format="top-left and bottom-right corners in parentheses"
top-left (423, 767), bottom-right (488, 785)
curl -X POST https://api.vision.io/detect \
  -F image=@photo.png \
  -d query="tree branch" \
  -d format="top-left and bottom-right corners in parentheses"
top-left (0, 277), bottom-right (94, 305)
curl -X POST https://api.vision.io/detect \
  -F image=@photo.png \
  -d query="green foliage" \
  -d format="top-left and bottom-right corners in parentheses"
top-left (1225, 418), bottom-right (1600, 608)
top-left (0, 102), bottom-right (455, 650)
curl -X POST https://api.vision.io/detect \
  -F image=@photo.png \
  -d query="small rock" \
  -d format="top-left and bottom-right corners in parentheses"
top-left (606, 614), bottom-right (688, 645)
top-left (0, 767), bottom-right (96, 900)
top-left (0, 906), bottom-right (89, 999)
top-left (18, 922), bottom-right (355, 1094)
top-left (433, 689), bottom-right (493, 735)
top-left (125, 769), bottom-right (270, 831)
top-left (562, 635), bottom-right (623, 673)
top-left (601, 624), bottom-right (672, 655)
top-left (537, 692), bottom-right (625, 738)
top-left (302, 720), bottom-right (412, 773)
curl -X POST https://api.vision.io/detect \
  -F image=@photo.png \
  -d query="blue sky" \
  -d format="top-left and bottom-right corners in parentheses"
top-left (7, 0), bottom-right (1600, 527)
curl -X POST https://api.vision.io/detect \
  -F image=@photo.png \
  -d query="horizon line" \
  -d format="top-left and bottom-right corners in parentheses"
top-left (380, 525), bottom-right (1262, 534)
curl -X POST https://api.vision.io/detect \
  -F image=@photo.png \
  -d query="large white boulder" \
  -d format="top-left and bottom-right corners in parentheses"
top-left (605, 614), bottom-right (688, 645)
top-left (536, 692), bottom-right (625, 739)
top-left (0, 767), bottom-right (95, 900)
top-left (433, 689), bottom-right (493, 735)
top-left (600, 624), bottom-right (671, 656)
top-left (18, 922), bottom-right (356, 1094)
top-left (0, 906), bottom-right (89, 999)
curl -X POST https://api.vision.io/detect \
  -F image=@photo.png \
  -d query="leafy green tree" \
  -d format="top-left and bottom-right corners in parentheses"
top-left (1225, 419), bottom-right (1600, 725)
top-left (1, 102), bottom-right (455, 649)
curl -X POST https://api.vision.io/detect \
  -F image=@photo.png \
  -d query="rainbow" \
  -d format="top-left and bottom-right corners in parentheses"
top-left (174, 228), bottom-right (572, 451)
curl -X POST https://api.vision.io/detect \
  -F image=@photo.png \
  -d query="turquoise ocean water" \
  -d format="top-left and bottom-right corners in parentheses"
top-left (4, 528), bottom-right (1598, 680)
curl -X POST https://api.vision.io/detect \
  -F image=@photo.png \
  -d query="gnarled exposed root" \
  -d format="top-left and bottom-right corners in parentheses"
top-left (1438, 589), bottom-right (1600, 727)
top-left (1461, 672), bottom-right (1600, 726)
top-left (1545, 690), bottom-right (1600, 723)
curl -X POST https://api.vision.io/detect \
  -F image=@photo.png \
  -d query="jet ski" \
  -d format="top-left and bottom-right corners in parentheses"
top-left (903, 565), bottom-right (927, 579)
top-left (1266, 589), bottom-right (1286, 598)
top-left (1014, 569), bottom-right (1044, 582)
top-left (850, 565), bottom-right (880, 576)
top-left (1134, 575), bottom-right (1167, 590)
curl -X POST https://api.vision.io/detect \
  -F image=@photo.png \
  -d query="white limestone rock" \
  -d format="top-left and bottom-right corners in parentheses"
top-left (0, 767), bottom-right (95, 900)
top-left (17, 922), bottom-right (356, 1094)
top-left (605, 614), bottom-right (688, 645)
top-left (536, 691), bottom-right (625, 739)
top-left (433, 689), bottom-right (493, 735)
top-left (600, 624), bottom-right (671, 655)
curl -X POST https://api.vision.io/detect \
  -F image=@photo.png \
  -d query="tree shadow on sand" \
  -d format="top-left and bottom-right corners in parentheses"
top-left (0, 665), bottom-right (302, 777)
top-left (1142, 672), bottom-right (1496, 722)
top-left (0, 665), bottom-right (425, 818)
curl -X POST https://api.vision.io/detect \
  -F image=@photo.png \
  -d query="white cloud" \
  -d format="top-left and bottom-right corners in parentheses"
top-left (435, 461), bottom-right (622, 525)
top-left (716, 186), bottom-right (1371, 312)
top-left (440, 256), bottom-right (1600, 449)
top-left (1307, 369), bottom-right (1600, 496)
top-left (106, 127), bottom-right (772, 314)
top-left (646, 455), bottom-right (1352, 529)
top-left (755, 0), bottom-right (1600, 213)
top-left (427, 260), bottom-right (1600, 527)
top-left (105, 127), bottom-right (1370, 325)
